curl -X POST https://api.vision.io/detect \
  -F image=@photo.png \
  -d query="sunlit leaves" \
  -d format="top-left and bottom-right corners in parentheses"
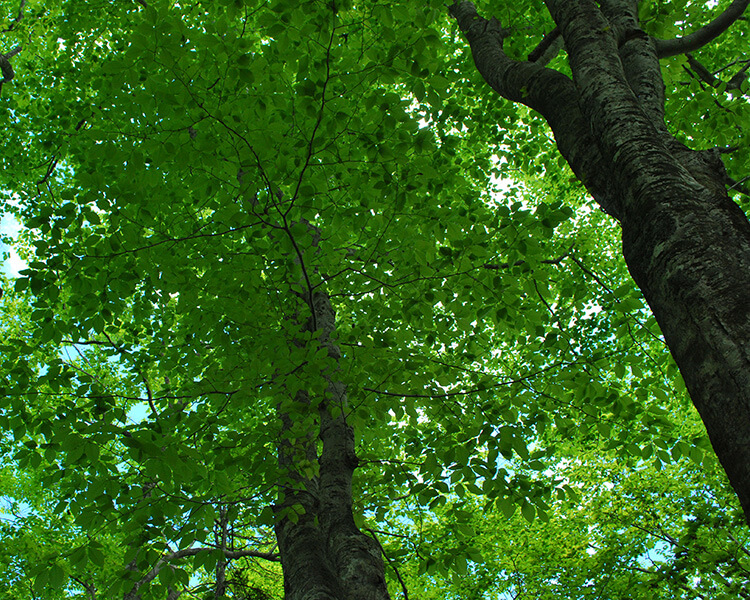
top-left (0, 0), bottom-right (747, 597)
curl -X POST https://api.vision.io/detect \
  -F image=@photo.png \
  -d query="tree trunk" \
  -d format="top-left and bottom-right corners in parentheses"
top-left (450, 0), bottom-right (750, 520)
top-left (274, 289), bottom-right (391, 600)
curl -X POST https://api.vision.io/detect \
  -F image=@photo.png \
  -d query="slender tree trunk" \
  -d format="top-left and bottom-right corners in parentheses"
top-left (450, 0), bottom-right (750, 520)
top-left (274, 289), bottom-right (390, 600)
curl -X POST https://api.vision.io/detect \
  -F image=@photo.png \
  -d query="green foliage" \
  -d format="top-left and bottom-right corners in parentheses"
top-left (0, 0), bottom-right (747, 598)
top-left (383, 452), bottom-right (749, 600)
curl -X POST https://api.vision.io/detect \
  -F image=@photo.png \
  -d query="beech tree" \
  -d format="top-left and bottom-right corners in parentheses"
top-left (449, 0), bottom-right (750, 523)
top-left (0, 0), bottom-right (748, 599)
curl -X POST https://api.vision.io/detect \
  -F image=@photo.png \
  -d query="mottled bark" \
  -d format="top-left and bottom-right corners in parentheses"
top-left (274, 288), bottom-right (390, 599)
top-left (450, 0), bottom-right (750, 521)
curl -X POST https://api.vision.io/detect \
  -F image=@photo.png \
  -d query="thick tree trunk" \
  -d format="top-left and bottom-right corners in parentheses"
top-left (274, 290), bottom-right (390, 600)
top-left (621, 154), bottom-right (750, 518)
top-left (450, 0), bottom-right (750, 520)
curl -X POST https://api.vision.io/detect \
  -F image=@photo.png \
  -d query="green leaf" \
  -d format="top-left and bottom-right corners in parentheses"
top-left (521, 501), bottom-right (536, 524)
top-left (48, 564), bottom-right (67, 589)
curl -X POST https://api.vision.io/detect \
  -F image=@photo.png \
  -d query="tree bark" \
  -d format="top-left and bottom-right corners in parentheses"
top-left (274, 289), bottom-right (390, 600)
top-left (450, 0), bottom-right (750, 521)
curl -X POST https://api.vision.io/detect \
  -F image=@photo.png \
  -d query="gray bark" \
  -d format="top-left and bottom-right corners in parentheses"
top-left (274, 288), bottom-right (390, 599)
top-left (450, 0), bottom-right (750, 520)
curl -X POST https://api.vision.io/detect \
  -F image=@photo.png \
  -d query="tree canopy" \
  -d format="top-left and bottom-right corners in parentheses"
top-left (0, 0), bottom-right (748, 599)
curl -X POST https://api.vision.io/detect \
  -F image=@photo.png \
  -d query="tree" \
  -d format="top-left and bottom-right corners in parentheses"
top-left (0, 0), bottom-right (747, 599)
top-left (386, 443), bottom-right (750, 600)
top-left (449, 0), bottom-right (750, 518)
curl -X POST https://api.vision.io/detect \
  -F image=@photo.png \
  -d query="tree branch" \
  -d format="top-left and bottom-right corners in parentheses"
top-left (569, 255), bottom-right (613, 293)
top-left (127, 547), bottom-right (280, 598)
top-left (449, 2), bottom-right (553, 112)
top-left (0, 45), bottom-right (21, 96)
top-left (449, 1), bottom-right (623, 218)
top-left (599, 0), bottom-right (667, 126)
top-left (1, 0), bottom-right (26, 33)
top-left (686, 52), bottom-right (720, 86)
top-left (684, 53), bottom-right (750, 94)
top-left (70, 575), bottom-right (96, 600)
top-left (728, 174), bottom-right (750, 195)
top-left (527, 27), bottom-right (561, 64)
top-left (654, 0), bottom-right (750, 58)
top-left (483, 246), bottom-right (572, 270)
top-left (366, 528), bottom-right (409, 600)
